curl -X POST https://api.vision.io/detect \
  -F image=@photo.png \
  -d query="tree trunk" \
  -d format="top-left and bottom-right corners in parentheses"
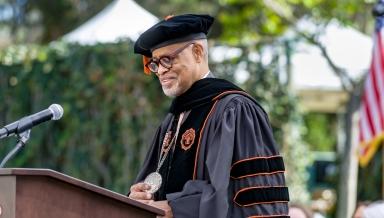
top-left (336, 85), bottom-right (362, 218)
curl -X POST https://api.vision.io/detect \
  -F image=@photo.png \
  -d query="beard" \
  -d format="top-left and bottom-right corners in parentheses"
top-left (161, 78), bottom-right (190, 97)
top-left (162, 84), bottom-right (180, 97)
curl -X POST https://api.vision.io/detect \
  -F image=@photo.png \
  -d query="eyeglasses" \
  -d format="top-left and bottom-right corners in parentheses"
top-left (146, 41), bottom-right (195, 73)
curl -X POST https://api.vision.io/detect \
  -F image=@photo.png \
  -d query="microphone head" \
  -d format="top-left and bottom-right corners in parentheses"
top-left (49, 104), bottom-right (64, 120)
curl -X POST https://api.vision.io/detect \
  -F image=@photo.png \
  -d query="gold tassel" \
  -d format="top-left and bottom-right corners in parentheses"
top-left (164, 15), bottom-right (174, 21)
top-left (143, 56), bottom-right (151, 75)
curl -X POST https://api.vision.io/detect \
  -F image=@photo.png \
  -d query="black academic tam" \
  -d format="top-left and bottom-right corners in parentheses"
top-left (134, 14), bottom-right (214, 58)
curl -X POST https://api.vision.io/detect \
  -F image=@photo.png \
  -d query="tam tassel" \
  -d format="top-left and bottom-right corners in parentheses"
top-left (164, 15), bottom-right (174, 21)
top-left (143, 56), bottom-right (151, 75)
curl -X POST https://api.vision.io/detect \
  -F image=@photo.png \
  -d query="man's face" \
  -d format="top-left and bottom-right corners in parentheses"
top-left (151, 42), bottom-right (202, 97)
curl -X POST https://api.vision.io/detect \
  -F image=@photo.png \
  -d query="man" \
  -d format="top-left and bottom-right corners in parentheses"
top-left (129, 14), bottom-right (289, 218)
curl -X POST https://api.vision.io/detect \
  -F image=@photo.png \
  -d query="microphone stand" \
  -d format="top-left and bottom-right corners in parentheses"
top-left (0, 129), bottom-right (31, 168)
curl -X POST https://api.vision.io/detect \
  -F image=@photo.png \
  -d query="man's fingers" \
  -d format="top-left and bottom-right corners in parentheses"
top-left (129, 190), bottom-right (153, 200)
top-left (130, 182), bottom-right (150, 192)
top-left (128, 183), bottom-right (154, 201)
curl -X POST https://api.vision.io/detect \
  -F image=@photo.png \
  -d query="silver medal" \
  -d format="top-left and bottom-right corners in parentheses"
top-left (144, 172), bottom-right (162, 194)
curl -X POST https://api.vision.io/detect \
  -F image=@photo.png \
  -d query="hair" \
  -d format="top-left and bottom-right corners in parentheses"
top-left (195, 38), bottom-right (209, 62)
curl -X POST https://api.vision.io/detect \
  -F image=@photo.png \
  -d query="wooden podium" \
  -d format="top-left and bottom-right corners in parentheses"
top-left (0, 168), bottom-right (164, 218)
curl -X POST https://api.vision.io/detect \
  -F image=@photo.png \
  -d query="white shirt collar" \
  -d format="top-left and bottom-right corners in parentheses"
top-left (202, 71), bottom-right (210, 79)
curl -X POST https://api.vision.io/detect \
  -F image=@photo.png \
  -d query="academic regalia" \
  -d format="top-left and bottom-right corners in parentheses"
top-left (133, 13), bottom-right (289, 217)
top-left (134, 78), bottom-right (289, 218)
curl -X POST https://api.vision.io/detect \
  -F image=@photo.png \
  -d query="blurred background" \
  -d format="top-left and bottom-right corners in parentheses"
top-left (0, 0), bottom-right (383, 217)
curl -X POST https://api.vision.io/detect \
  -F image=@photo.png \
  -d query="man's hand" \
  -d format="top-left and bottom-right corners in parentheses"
top-left (149, 200), bottom-right (173, 218)
top-left (128, 182), bottom-right (153, 203)
top-left (129, 183), bottom-right (172, 217)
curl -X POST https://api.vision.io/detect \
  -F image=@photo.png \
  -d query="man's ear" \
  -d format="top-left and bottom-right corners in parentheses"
top-left (192, 43), bottom-right (204, 63)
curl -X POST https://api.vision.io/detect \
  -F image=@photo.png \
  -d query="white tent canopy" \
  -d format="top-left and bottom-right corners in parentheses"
top-left (63, 0), bottom-right (158, 44)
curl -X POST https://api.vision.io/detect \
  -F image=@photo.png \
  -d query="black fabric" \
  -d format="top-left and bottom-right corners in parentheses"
top-left (156, 103), bottom-right (214, 200)
top-left (133, 75), bottom-right (290, 216)
top-left (234, 187), bottom-right (290, 206)
top-left (230, 156), bottom-right (285, 179)
top-left (155, 78), bottom-right (242, 200)
top-left (169, 78), bottom-right (243, 114)
top-left (155, 114), bottom-right (180, 200)
top-left (134, 14), bottom-right (214, 57)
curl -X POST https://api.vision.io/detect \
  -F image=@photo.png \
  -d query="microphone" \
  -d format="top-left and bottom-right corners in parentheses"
top-left (0, 104), bottom-right (64, 139)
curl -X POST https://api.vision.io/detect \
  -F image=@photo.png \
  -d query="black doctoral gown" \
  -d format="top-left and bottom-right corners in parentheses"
top-left (134, 77), bottom-right (289, 218)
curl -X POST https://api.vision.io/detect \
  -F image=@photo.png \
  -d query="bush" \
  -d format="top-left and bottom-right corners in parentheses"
top-left (0, 40), bottom-right (169, 193)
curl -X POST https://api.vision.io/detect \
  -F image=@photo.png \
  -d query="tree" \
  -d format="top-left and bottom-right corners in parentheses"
top-left (0, 0), bottom-right (111, 44)
top-left (0, 41), bottom-right (170, 193)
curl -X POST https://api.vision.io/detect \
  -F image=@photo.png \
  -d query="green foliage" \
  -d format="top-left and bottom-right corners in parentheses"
top-left (357, 147), bottom-right (383, 201)
top-left (0, 40), bottom-right (170, 193)
top-left (284, 113), bottom-right (313, 203)
top-left (137, 0), bottom-right (372, 44)
top-left (218, 1), bottom-right (288, 45)
top-left (216, 0), bottom-right (373, 45)
top-left (303, 113), bottom-right (337, 151)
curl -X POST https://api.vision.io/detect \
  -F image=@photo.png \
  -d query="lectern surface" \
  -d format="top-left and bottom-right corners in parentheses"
top-left (0, 168), bottom-right (164, 218)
